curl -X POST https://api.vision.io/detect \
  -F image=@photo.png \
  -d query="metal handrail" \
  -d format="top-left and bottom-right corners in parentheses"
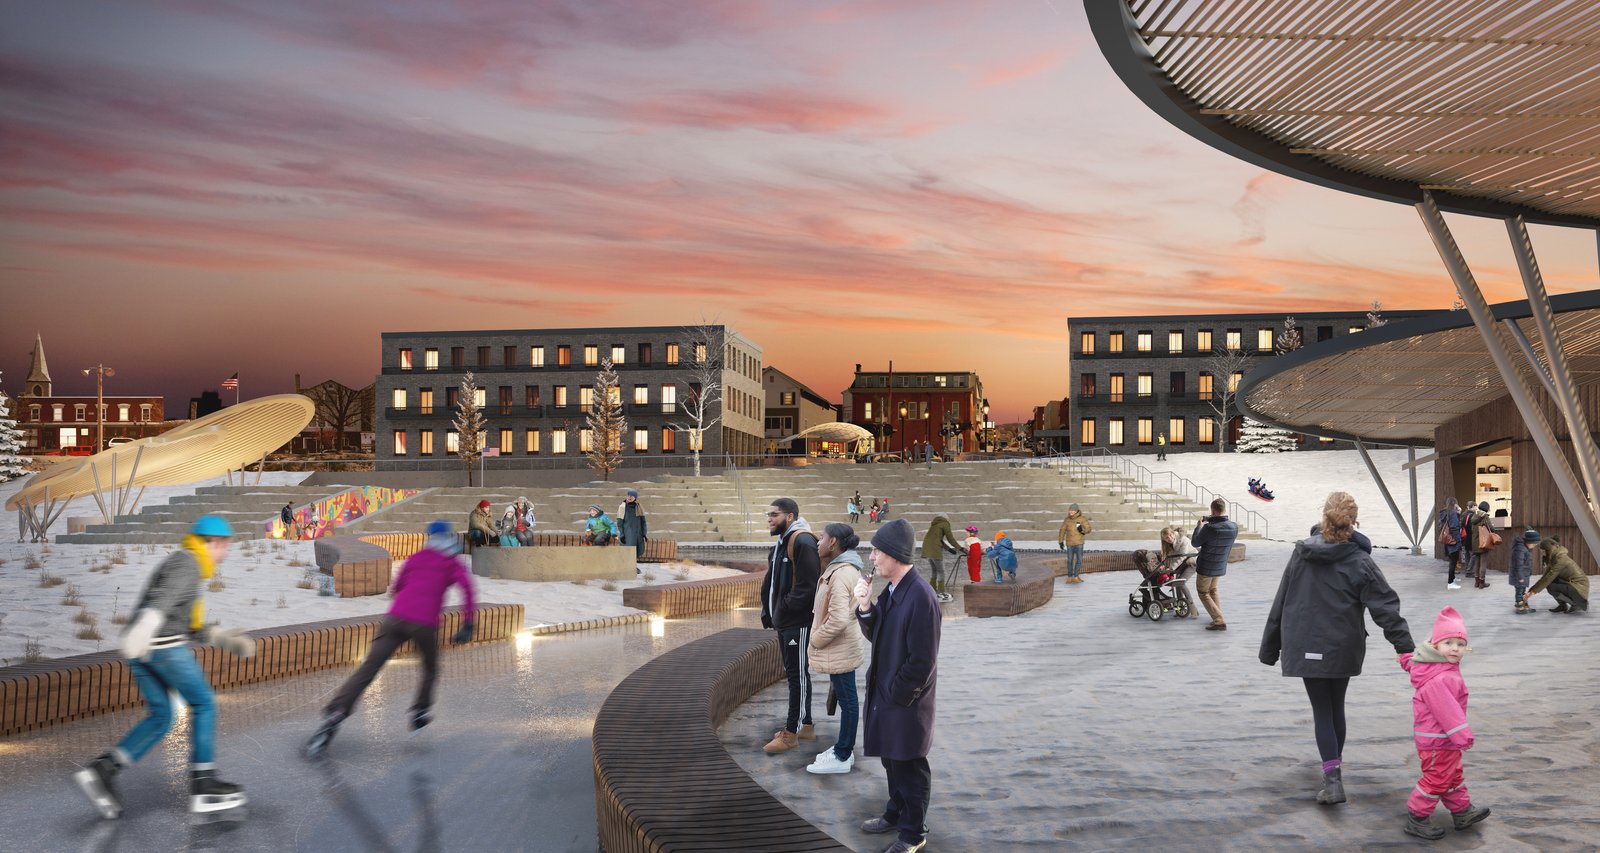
top-left (723, 453), bottom-right (751, 540)
top-left (1051, 447), bottom-right (1268, 538)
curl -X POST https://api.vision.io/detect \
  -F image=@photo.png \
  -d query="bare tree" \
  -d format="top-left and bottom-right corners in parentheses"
top-left (1278, 316), bottom-right (1302, 354)
top-left (586, 359), bottom-right (626, 480)
top-left (1204, 347), bottom-right (1254, 453)
top-left (454, 372), bottom-right (485, 486)
top-left (668, 323), bottom-right (724, 476)
top-left (299, 379), bottom-right (366, 452)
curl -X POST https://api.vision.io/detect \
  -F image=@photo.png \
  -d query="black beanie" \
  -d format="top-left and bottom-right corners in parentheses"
top-left (871, 518), bottom-right (915, 565)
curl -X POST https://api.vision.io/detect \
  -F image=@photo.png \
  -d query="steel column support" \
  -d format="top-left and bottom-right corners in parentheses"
top-left (1408, 446), bottom-right (1421, 555)
top-left (1501, 319), bottom-right (1557, 399)
top-left (1356, 440), bottom-right (1417, 550)
top-left (1418, 194), bottom-right (1600, 560)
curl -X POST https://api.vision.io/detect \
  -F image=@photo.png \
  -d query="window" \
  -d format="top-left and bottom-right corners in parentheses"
top-left (451, 347), bottom-right (465, 368)
top-left (473, 388), bottom-right (486, 407)
top-left (504, 346), bottom-right (516, 367)
top-left (665, 343), bottom-right (680, 365)
top-left (611, 345), bottom-right (625, 364)
top-left (693, 343), bottom-right (707, 363)
top-left (1168, 331), bottom-right (1183, 353)
top-left (1169, 417), bottom-right (1185, 444)
top-left (1081, 373), bottom-right (1096, 398)
top-left (580, 385), bottom-right (594, 412)
top-left (660, 384), bottom-right (677, 414)
top-left (633, 428), bottom-right (649, 452)
top-left (1136, 331), bottom-right (1152, 353)
top-left (1137, 417), bottom-right (1153, 445)
top-left (638, 343), bottom-right (652, 364)
top-left (780, 392), bottom-right (796, 406)
top-left (75, 404), bottom-right (86, 421)
top-left (633, 385), bottom-right (648, 405)
top-left (1198, 373), bottom-right (1214, 401)
top-left (499, 386), bottom-right (513, 415)
top-left (392, 389), bottom-right (407, 410)
top-left (551, 430), bottom-right (567, 454)
top-left (1079, 332), bottom-right (1095, 355)
top-left (864, 401), bottom-right (874, 421)
top-left (447, 387), bottom-right (459, 409)
top-left (530, 346), bottom-right (545, 367)
top-left (1197, 331), bottom-right (1212, 353)
top-left (1319, 436), bottom-right (1336, 444)
top-left (139, 404), bottom-right (152, 421)
top-left (661, 428), bottom-right (676, 452)
top-left (525, 386), bottom-right (539, 408)
top-left (554, 386), bottom-right (569, 408)
top-left (1108, 418), bottom-right (1125, 446)
top-left (52, 403), bottom-right (63, 422)
top-left (419, 389), bottom-right (434, 414)
top-left (419, 430), bottom-right (434, 455)
top-left (424, 348), bottom-right (439, 370)
top-left (1230, 371), bottom-right (1244, 393)
top-left (117, 404), bottom-right (130, 422)
top-left (606, 384), bottom-right (621, 406)
top-left (1198, 418), bottom-right (1214, 445)
top-left (1080, 418), bottom-right (1096, 446)
top-left (584, 345), bottom-right (599, 366)
top-left (1108, 332), bottom-right (1124, 353)
top-left (399, 349), bottom-right (413, 370)
top-left (557, 346), bottom-right (572, 366)
top-left (579, 429), bottom-right (593, 452)
top-left (30, 404), bottom-right (41, 421)
top-left (1170, 371), bottom-right (1186, 395)
top-left (1258, 328), bottom-right (1273, 352)
top-left (393, 431), bottom-right (407, 455)
top-left (477, 346), bottom-right (490, 368)
top-left (525, 429), bottom-right (540, 454)
top-left (1349, 325), bottom-right (1364, 334)
top-left (1317, 326), bottom-right (1333, 342)
top-left (1137, 373), bottom-right (1153, 398)
top-left (499, 429), bottom-right (514, 454)
top-left (1109, 374), bottom-right (1124, 403)
top-left (446, 431), bottom-right (459, 454)
top-left (1225, 329), bottom-right (1241, 351)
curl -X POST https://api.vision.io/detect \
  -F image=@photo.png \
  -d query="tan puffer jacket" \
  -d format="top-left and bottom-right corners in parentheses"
top-left (808, 555), bottom-right (865, 674)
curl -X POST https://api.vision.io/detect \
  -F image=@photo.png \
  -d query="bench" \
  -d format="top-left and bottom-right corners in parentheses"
top-left (472, 545), bottom-right (636, 582)
top-left (0, 603), bottom-right (521, 739)
top-left (621, 571), bottom-right (767, 618)
top-left (963, 561), bottom-right (1055, 617)
top-left (592, 627), bottom-right (849, 852)
top-left (473, 533), bottom-right (679, 563)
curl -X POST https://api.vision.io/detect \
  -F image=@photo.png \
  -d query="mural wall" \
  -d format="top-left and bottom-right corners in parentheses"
top-left (266, 486), bottom-right (422, 539)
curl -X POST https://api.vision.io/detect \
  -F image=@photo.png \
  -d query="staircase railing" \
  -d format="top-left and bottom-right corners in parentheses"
top-left (1052, 448), bottom-right (1269, 538)
top-left (724, 453), bottom-right (752, 541)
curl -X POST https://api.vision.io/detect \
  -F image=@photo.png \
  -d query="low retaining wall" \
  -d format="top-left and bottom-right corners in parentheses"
top-left (964, 563), bottom-right (1055, 618)
top-left (471, 545), bottom-right (636, 582)
top-left (0, 603), bottom-right (521, 739)
top-left (1042, 542), bottom-right (1248, 576)
top-left (621, 571), bottom-right (766, 618)
top-left (473, 534), bottom-right (678, 563)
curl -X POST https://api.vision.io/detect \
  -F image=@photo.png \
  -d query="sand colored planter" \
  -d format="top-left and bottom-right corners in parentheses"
top-left (470, 545), bottom-right (636, 582)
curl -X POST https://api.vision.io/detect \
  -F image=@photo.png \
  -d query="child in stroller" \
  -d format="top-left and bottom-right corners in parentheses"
top-left (1127, 526), bottom-right (1195, 621)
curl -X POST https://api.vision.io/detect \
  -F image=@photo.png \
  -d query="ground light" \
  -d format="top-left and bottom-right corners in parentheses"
top-left (515, 629), bottom-right (535, 652)
top-left (649, 615), bottom-right (665, 638)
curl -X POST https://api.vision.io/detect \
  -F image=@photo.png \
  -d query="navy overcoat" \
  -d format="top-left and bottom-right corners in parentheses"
top-left (856, 567), bottom-right (941, 760)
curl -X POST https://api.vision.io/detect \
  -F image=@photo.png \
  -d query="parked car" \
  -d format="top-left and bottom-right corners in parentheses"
top-left (107, 437), bottom-right (134, 447)
top-left (54, 445), bottom-right (95, 457)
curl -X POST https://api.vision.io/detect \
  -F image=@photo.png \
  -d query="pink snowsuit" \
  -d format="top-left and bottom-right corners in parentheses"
top-left (1400, 607), bottom-right (1475, 819)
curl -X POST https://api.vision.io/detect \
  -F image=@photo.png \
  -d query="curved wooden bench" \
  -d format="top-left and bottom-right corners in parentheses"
top-left (593, 628), bottom-right (848, 852)
top-left (621, 571), bottom-right (766, 618)
top-left (963, 561), bottom-right (1055, 617)
top-left (1041, 542), bottom-right (1248, 577)
top-left (475, 533), bottom-right (679, 562)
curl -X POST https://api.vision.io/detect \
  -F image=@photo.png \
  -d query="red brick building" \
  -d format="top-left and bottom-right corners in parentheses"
top-left (841, 365), bottom-right (985, 456)
top-left (14, 335), bottom-right (166, 453)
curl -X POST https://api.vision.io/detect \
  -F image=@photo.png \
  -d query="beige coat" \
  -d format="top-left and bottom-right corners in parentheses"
top-left (808, 556), bottom-right (865, 675)
top-left (1059, 511), bottom-right (1093, 547)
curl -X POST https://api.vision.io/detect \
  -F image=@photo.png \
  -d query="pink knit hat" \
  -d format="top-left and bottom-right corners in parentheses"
top-left (1430, 606), bottom-right (1468, 644)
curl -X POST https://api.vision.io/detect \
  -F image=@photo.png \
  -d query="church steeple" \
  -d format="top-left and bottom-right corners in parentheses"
top-left (24, 333), bottom-right (50, 397)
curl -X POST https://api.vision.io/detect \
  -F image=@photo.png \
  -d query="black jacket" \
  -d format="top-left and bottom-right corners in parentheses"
top-left (762, 521), bottom-right (820, 631)
top-left (1260, 536), bottom-right (1414, 678)
top-left (1191, 516), bottom-right (1239, 577)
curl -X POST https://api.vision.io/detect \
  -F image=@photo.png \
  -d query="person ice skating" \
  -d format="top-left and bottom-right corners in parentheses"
top-left (760, 497), bottom-right (820, 754)
top-left (513, 496), bottom-right (536, 546)
top-left (962, 526), bottom-right (984, 583)
top-left (1510, 529), bottom-right (1537, 615)
top-left (1057, 503), bottom-right (1093, 583)
top-left (1526, 537), bottom-right (1589, 613)
top-left (921, 514), bottom-right (962, 603)
top-left (583, 504), bottom-right (619, 546)
top-left (985, 531), bottom-right (1017, 584)
top-left (853, 518), bottom-right (940, 853)
top-left (1156, 432), bottom-right (1167, 461)
top-left (618, 488), bottom-right (648, 562)
top-left (1400, 607), bottom-right (1490, 840)
top-left (1260, 492), bottom-right (1414, 808)
top-left (1192, 498), bottom-right (1239, 630)
top-left (1464, 501), bottom-right (1494, 588)
top-left (1438, 497), bottom-right (1465, 589)
top-left (468, 499), bottom-right (496, 548)
top-left (74, 515), bottom-right (256, 819)
top-left (807, 522), bottom-right (866, 775)
top-left (306, 520), bottom-right (477, 759)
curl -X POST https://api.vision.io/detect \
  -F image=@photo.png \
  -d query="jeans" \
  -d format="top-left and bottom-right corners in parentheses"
top-left (881, 756), bottom-right (932, 844)
top-left (118, 645), bottom-right (215, 767)
top-left (778, 625), bottom-right (813, 732)
top-left (1195, 575), bottom-right (1224, 625)
top-left (326, 617), bottom-right (440, 718)
top-left (1514, 583), bottom-right (1527, 607)
top-left (1063, 544), bottom-right (1084, 578)
top-left (830, 672), bottom-right (859, 760)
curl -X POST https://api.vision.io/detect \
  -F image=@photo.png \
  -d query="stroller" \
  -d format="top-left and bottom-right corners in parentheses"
top-left (1127, 548), bottom-right (1194, 622)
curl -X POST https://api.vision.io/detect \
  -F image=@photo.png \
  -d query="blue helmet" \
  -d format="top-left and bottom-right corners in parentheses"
top-left (191, 515), bottom-right (234, 538)
top-left (425, 520), bottom-right (453, 537)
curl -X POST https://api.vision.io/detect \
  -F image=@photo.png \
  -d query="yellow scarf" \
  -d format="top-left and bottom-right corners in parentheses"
top-left (183, 535), bottom-right (216, 631)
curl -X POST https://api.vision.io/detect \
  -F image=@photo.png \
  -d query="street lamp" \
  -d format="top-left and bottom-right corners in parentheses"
top-left (81, 364), bottom-right (115, 453)
top-left (921, 409), bottom-right (929, 458)
top-left (981, 399), bottom-right (991, 451)
top-left (898, 404), bottom-right (908, 459)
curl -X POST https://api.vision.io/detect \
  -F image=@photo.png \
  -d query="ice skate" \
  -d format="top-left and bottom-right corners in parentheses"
top-left (73, 754), bottom-right (123, 820)
top-left (189, 769), bottom-right (247, 814)
top-left (305, 713), bottom-right (344, 760)
top-left (409, 708), bottom-right (432, 733)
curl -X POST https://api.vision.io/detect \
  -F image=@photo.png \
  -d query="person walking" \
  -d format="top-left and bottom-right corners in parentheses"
top-left (306, 520), bottom-right (477, 758)
top-left (1464, 501), bottom-right (1494, 588)
top-left (1400, 607), bottom-right (1490, 840)
top-left (920, 514), bottom-right (962, 603)
top-left (1259, 492), bottom-right (1414, 808)
top-left (853, 518), bottom-right (940, 853)
top-left (1525, 536), bottom-right (1590, 613)
top-left (1510, 529), bottom-right (1537, 615)
top-left (1156, 432), bottom-right (1167, 461)
top-left (1438, 497), bottom-right (1465, 589)
top-left (1057, 503), bottom-right (1094, 583)
top-left (618, 488), bottom-right (648, 562)
top-left (1192, 498), bottom-right (1240, 631)
top-left (760, 497), bottom-right (820, 754)
top-left (74, 516), bottom-right (256, 819)
top-left (807, 522), bottom-right (866, 775)
top-left (280, 503), bottom-right (302, 540)
top-left (467, 499), bottom-right (497, 548)
top-left (962, 525), bottom-right (984, 583)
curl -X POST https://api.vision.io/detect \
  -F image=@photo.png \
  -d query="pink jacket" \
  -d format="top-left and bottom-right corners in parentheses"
top-left (1400, 645), bottom-right (1473, 752)
top-left (388, 546), bottom-right (477, 628)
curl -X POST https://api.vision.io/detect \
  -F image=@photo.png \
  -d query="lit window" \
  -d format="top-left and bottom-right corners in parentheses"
top-left (446, 431), bottom-right (459, 454)
top-left (424, 348), bottom-right (439, 370)
top-left (419, 389), bottom-right (434, 414)
top-left (694, 343), bottom-right (707, 363)
top-left (525, 429), bottom-right (540, 453)
top-left (393, 431), bottom-right (407, 455)
top-left (1226, 329), bottom-right (1242, 350)
top-left (52, 404), bottom-right (62, 422)
top-left (530, 346), bottom-right (545, 367)
top-left (555, 386), bottom-right (569, 407)
top-left (557, 346), bottom-right (572, 366)
top-left (864, 401), bottom-right (874, 420)
top-left (419, 430), bottom-right (434, 455)
top-left (499, 429), bottom-right (514, 454)
top-left (579, 429), bottom-right (593, 452)
top-left (1198, 419), bottom-right (1214, 445)
top-left (1079, 332), bottom-right (1095, 355)
top-left (473, 388), bottom-right (486, 407)
top-left (934, 376), bottom-right (947, 387)
top-left (399, 349), bottom-right (413, 370)
top-left (1197, 330), bottom-right (1212, 353)
top-left (611, 345), bottom-right (625, 364)
top-left (1137, 331), bottom-right (1152, 352)
top-left (1169, 417), bottom-right (1185, 444)
top-left (1137, 417), bottom-right (1153, 445)
top-left (1168, 331), bottom-right (1183, 353)
top-left (781, 392), bottom-right (796, 406)
top-left (1109, 374), bottom-right (1124, 403)
top-left (1108, 418), bottom-right (1125, 446)
top-left (1198, 374), bottom-right (1214, 401)
top-left (1349, 326), bottom-right (1364, 334)
top-left (584, 345), bottom-right (599, 366)
top-left (633, 386), bottom-right (648, 405)
top-left (392, 389), bottom-right (407, 410)
top-left (1258, 328), bottom-right (1274, 352)
top-left (661, 428), bottom-right (677, 452)
top-left (660, 384), bottom-right (677, 414)
top-left (118, 404), bottom-right (130, 422)
top-left (665, 343), bottom-right (680, 365)
top-left (1080, 418), bottom-right (1096, 446)
top-left (1137, 373), bottom-right (1153, 398)
top-left (552, 430), bottom-right (567, 454)
top-left (633, 428), bottom-right (649, 452)
top-left (580, 386), bottom-right (594, 411)
top-left (1108, 332), bottom-right (1123, 353)
top-left (1230, 372), bottom-right (1244, 393)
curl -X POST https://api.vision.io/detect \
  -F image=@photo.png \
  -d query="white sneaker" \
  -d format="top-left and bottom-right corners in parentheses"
top-left (1448, 582), bottom-right (1462, 589)
top-left (806, 750), bottom-right (854, 774)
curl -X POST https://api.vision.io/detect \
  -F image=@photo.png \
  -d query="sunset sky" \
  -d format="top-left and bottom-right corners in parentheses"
top-left (4, 1), bottom-right (1598, 421)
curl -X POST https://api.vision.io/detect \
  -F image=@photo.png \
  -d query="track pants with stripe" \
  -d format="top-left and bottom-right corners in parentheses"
top-left (778, 625), bottom-right (813, 732)
top-left (1408, 749), bottom-right (1472, 818)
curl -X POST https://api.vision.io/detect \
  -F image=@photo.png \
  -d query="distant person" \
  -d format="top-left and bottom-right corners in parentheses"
top-left (1191, 498), bottom-right (1239, 631)
top-left (1399, 607), bottom-right (1490, 840)
top-left (1526, 536), bottom-right (1589, 613)
top-left (1156, 432), bottom-right (1167, 461)
top-left (962, 525), bottom-right (984, 583)
top-left (1438, 497), bottom-right (1465, 590)
top-left (513, 496), bottom-right (536, 546)
top-left (1463, 501), bottom-right (1494, 589)
top-left (807, 522), bottom-right (865, 775)
top-left (880, 498), bottom-right (892, 521)
top-left (1057, 503), bottom-right (1094, 584)
top-left (618, 489), bottom-right (648, 561)
top-left (986, 531), bottom-right (1017, 584)
top-left (280, 503), bottom-right (301, 540)
top-left (468, 499), bottom-right (496, 548)
top-left (848, 497), bottom-right (861, 525)
top-left (760, 497), bottom-right (820, 754)
top-left (308, 505), bottom-right (323, 537)
top-left (1509, 529), bottom-right (1537, 615)
top-left (870, 500), bottom-right (881, 524)
top-left (920, 515), bottom-right (962, 603)
top-left (583, 505), bottom-right (619, 546)
top-left (498, 503), bottom-right (521, 547)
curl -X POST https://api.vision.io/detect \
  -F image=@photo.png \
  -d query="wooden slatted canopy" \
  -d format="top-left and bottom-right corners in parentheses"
top-left (1089, 0), bottom-right (1600, 227)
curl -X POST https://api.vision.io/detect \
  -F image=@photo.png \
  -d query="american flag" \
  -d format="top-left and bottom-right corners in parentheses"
top-left (221, 373), bottom-right (239, 390)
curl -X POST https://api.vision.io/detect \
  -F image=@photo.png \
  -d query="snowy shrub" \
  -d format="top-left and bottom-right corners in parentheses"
top-left (674, 572), bottom-right (689, 581)
top-left (641, 573), bottom-right (657, 584)
top-left (23, 638), bottom-right (44, 663)
top-left (75, 615), bottom-right (102, 641)
top-left (276, 594), bottom-right (288, 608)
top-left (110, 548), bottom-right (128, 565)
top-left (600, 581), bottom-right (619, 592)
top-left (1236, 419), bottom-right (1298, 454)
top-left (61, 583), bottom-right (82, 605)
top-left (569, 579), bottom-right (588, 586)
top-left (38, 570), bottom-right (63, 588)
top-left (73, 607), bottom-right (94, 625)
top-left (208, 577), bottom-right (226, 592)
top-left (24, 553), bottom-right (41, 570)
top-left (295, 570), bottom-right (316, 590)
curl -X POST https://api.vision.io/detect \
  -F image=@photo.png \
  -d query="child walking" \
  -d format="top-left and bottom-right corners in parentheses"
top-left (1399, 606), bottom-right (1490, 840)
top-left (1510, 529), bottom-right (1537, 614)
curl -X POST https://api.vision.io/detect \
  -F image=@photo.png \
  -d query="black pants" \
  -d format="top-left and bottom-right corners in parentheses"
top-left (778, 625), bottom-right (813, 732)
top-left (1447, 550), bottom-right (1461, 584)
top-left (1547, 581), bottom-right (1589, 611)
top-left (1302, 677), bottom-right (1350, 764)
top-left (326, 617), bottom-right (439, 718)
top-left (881, 756), bottom-right (931, 844)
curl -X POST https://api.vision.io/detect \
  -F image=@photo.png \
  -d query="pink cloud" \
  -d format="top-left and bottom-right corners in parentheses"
top-left (973, 47), bottom-right (1070, 88)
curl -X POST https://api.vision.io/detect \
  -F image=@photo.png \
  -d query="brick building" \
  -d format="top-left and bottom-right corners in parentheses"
top-left (841, 365), bottom-right (985, 456)
top-left (13, 335), bottom-right (166, 453)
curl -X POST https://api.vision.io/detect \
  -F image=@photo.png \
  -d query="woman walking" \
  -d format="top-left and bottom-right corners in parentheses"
top-left (1260, 492), bottom-right (1414, 806)
top-left (806, 522), bottom-right (866, 775)
top-left (1438, 497), bottom-right (1464, 590)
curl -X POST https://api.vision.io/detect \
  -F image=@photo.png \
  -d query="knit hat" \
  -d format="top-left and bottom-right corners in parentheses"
top-left (478, 500), bottom-right (491, 509)
top-left (1069, 503), bottom-right (1081, 513)
top-left (1478, 501), bottom-right (1490, 512)
top-left (870, 518), bottom-right (915, 564)
top-left (626, 488), bottom-right (638, 498)
top-left (1523, 528), bottom-right (1541, 543)
top-left (995, 531), bottom-right (1007, 541)
top-left (589, 504), bottom-right (604, 514)
top-left (1430, 606), bottom-right (1468, 644)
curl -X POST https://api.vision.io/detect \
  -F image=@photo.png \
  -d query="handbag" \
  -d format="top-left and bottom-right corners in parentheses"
top-left (1437, 522), bottom-right (1456, 546)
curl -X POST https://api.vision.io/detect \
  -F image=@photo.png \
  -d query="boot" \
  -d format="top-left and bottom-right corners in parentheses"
top-left (305, 712), bottom-right (345, 760)
top-left (797, 723), bottom-right (816, 741)
top-left (189, 769), bottom-right (247, 814)
top-left (763, 730), bottom-right (798, 754)
top-left (73, 753), bottom-right (124, 819)
top-left (1315, 768), bottom-right (1345, 804)
top-left (1451, 805), bottom-right (1490, 830)
top-left (409, 708), bottom-right (432, 732)
top-left (1515, 602), bottom-right (1533, 615)
top-left (1550, 602), bottom-right (1570, 613)
top-left (1403, 815), bottom-right (1445, 840)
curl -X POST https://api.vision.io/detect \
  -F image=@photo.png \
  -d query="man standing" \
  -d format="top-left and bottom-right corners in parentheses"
top-left (1191, 498), bottom-right (1240, 631)
top-left (920, 514), bottom-right (962, 602)
top-left (853, 518), bottom-right (940, 853)
top-left (618, 488), bottom-right (648, 562)
top-left (1057, 503), bottom-right (1094, 583)
top-left (760, 497), bottom-right (820, 753)
top-left (280, 503), bottom-right (302, 540)
top-left (1156, 433), bottom-right (1167, 461)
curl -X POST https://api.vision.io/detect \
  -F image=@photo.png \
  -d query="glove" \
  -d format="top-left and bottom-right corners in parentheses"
top-left (1058, 542), bottom-right (1065, 550)
top-left (203, 625), bottom-right (256, 658)
top-left (119, 608), bottom-right (163, 660)
top-left (451, 620), bottom-right (475, 645)
top-left (945, 546), bottom-right (960, 556)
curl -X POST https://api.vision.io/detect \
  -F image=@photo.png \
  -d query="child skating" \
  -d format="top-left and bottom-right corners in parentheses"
top-left (305, 520), bottom-right (477, 759)
top-left (1399, 606), bottom-right (1490, 840)
top-left (74, 516), bottom-right (256, 819)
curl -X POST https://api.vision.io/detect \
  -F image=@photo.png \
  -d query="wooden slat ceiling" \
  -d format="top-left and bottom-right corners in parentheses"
top-left (1131, 0), bottom-right (1600, 220)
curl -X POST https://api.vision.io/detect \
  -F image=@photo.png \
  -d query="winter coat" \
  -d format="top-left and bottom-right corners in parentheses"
top-left (1191, 516), bottom-right (1240, 577)
top-left (1259, 535), bottom-right (1415, 678)
top-left (985, 537), bottom-right (1018, 570)
top-left (585, 512), bottom-right (619, 540)
top-left (1530, 541), bottom-right (1589, 600)
top-left (133, 546), bottom-right (205, 641)
top-left (921, 515), bottom-right (961, 560)
top-left (1158, 534), bottom-right (1195, 573)
top-left (1438, 507), bottom-right (1463, 557)
top-left (761, 518), bottom-right (820, 631)
top-left (1467, 510), bottom-right (1494, 555)
top-left (808, 551), bottom-right (865, 674)
top-left (1058, 512), bottom-right (1093, 547)
top-left (963, 535), bottom-right (983, 575)
top-left (1400, 643), bottom-right (1473, 752)
top-left (618, 499), bottom-right (647, 545)
top-left (857, 567), bottom-right (940, 760)
top-left (1509, 540), bottom-right (1534, 587)
top-left (468, 507), bottom-right (497, 542)
top-left (515, 502), bottom-right (537, 533)
top-left (388, 545), bottom-right (477, 629)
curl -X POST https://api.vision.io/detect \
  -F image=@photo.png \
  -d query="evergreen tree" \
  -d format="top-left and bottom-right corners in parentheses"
top-left (0, 385), bottom-right (32, 483)
top-left (1367, 300), bottom-right (1387, 328)
top-left (1278, 316), bottom-right (1302, 354)
top-left (1236, 418), bottom-right (1298, 453)
top-left (587, 359), bottom-right (626, 480)
top-left (454, 372), bottom-right (485, 486)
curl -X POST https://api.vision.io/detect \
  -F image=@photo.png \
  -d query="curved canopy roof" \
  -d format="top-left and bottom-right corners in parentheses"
top-left (1088, 0), bottom-right (1600, 227)
top-left (1238, 291), bottom-right (1600, 445)
top-left (783, 422), bottom-right (874, 445)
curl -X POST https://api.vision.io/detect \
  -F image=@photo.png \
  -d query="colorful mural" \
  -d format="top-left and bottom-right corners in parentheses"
top-left (266, 486), bottom-right (422, 539)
